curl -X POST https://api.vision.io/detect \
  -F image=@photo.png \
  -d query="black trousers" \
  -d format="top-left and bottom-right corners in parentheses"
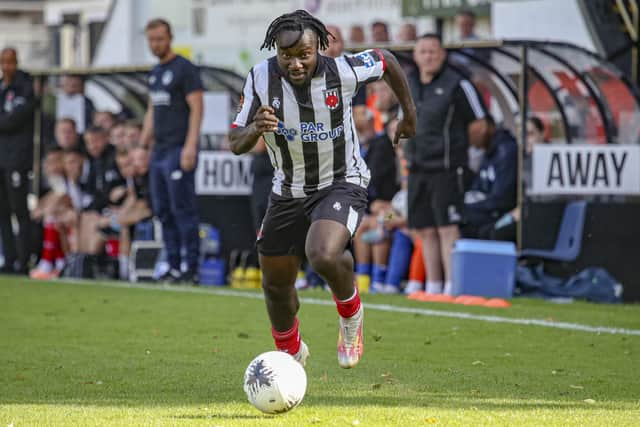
top-left (0, 169), bottom-right (32, 271)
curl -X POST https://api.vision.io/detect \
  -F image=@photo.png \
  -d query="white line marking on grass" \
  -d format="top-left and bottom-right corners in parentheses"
top-left (55, 279), bottom-right (640, 336)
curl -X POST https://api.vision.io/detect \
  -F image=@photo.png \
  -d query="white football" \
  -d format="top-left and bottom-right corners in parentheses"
top-left (243, 351), bottom-right (307, 414)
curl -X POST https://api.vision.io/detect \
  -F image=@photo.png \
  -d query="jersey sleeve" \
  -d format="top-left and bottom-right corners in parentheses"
top-left (183, 61), bottom-right (204, 95)
top-left (232, 68), bottom-right (261, 128)
top-left (454, 79), bottom-right (487, 126)
top-left (344, 49), bottom-right (386, 90)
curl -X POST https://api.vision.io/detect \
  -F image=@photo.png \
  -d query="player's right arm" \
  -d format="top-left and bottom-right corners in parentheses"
top-left (229, 106), bottom-right (278, 155)
top-left (139, 98), bottom-right (154, 149)
top-left (228, 68), bottom-right (277, 155)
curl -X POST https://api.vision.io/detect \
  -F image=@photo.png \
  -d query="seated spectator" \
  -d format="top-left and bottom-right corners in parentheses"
top-left (371, 21), bottom-right (390, 43)
top-left (353, 117), bottom-right (399, 293)
top-left (462, 115), bottom-right (518, 241)
top-left (367, 80), bottom-right (399, 134)
top-left (54, 117), bottom-right (82, 151)
top-left (526, 116), bottom-right (548, 154)
top-left (93, 111), bottom-right (117, 132)
top-left (123, 120), bottom-right (142, 148)
top-left (109, 121), bottom-right (127, 148)
top-left (397, 23), bottom-right (417, 42)
top-left (30, 146), bottom-right (88, 278)
top-left (349, 25), bottom-right (365, 44)
top-left (59, 74), bottom-right (95, 132)
top-left (82, 125), bottom-right (124, 213)
top-left (94, 145), bottom-right (152, 279)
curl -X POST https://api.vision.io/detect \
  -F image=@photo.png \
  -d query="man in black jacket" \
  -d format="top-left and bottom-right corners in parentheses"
top-left (0, 48), bottom-right (35, 274)
top-left (407, 34), bottom-right (488, 295)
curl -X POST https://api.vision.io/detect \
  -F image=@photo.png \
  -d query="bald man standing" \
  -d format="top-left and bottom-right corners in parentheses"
top-left (0, 48), bottom-right (35, 274)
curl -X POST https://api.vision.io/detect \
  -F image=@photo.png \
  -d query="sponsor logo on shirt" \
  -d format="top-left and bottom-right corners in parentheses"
top-left (275, 121), bottom-right (344, 143)
top-left (356, 52), bottom-right (375, 68)
top-left (150, 90), bottom-right (171, 106)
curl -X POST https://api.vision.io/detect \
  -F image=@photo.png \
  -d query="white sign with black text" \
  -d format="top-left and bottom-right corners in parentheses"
top-left (196, 151), bottom-right (254, 196)
top-left (531, 144), bottom-right (640, 195)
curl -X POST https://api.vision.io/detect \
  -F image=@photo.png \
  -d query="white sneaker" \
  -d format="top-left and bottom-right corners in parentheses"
top-left (404, 280), bottom-right (424, 295)
top-left (337, 306), bottom-right (364, 369)
top-left (292, 340), bottom-right (310, 367)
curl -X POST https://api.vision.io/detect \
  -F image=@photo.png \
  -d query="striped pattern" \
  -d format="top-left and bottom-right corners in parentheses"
top-left (459, 79), bottom-right (486, 120)
top-left (233, 50), bottom-right (385, 198)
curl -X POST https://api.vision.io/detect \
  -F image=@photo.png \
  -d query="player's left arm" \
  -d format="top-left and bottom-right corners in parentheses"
top-left (181, 62), bottom-right (205, 172)
top-left (182, 90), bottom-right (203, 171)
top-left (377, 49), bottom-right (417, 147)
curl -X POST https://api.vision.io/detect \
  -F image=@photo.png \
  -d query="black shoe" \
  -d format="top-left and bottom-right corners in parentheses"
top-left (181, 269), bottom-right (200, 286)
top-left (157, 269), bottom-right (182, 285)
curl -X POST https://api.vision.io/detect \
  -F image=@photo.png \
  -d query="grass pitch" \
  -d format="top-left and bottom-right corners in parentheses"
top-left (1, 277), bottom-right (639, 426)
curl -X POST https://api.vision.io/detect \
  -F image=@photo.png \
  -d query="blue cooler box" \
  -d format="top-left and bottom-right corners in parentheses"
top-left (199, 258), bottom-right (226, 286)
top-left (451, 239), bottom-right (517, 298)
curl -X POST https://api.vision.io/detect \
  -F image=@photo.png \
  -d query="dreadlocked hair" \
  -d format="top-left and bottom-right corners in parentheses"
top-left (260, 9), bottom-right (333, 51)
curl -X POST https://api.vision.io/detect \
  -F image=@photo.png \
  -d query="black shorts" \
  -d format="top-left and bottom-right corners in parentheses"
top-left (257, 181), bottom-right (368, 257)
top-left (407, 168), bottom-right (465, 229)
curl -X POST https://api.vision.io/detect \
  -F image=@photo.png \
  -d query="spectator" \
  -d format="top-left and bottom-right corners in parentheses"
top-left (123, 120), bottom-right (142, 148)
top-left (54, 117), bottom-right (81, 151)
top-left (397, 23), bottom-right (418, 42)
top-left (82, 125), bottom-right (123, 214)
top-left (367, 80), bottom-right (399, 134)
top-left (371, 21), bottom-right (390, 43)
top-left (526, 116), bottom-right (547, 154)
top-left (140, 18), bottom-right (204, 284)
top-left (58, 74), bottom-right (95, 133)
top-left (349, 25), bottom-right (366, 44)
top-left (353, 115), bottom-right (399, 292)
top-left (462, 115), bottom-right (518, 241)
top-left (30, 146), bottom-right (67, 279)
top-left (323, 25), bottom-right (368, 134)
top-left (407, 33), bottom-right (488, 295)
top-left (456, 9), bottom-right (479, 40)
top-left (93, 111), bottom-right (117, 132)
top-left (0, 47), bottom-right (35, 274)
top-left (95, 146), bottom-right (152, 280)
top-left (109, 122), bottom-right (127, 148)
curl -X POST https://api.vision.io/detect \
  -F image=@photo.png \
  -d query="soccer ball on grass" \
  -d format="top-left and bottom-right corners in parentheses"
top-left (243, 351), bottom-right (307, 414)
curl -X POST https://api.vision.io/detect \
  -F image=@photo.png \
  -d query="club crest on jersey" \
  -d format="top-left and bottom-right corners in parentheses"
top-left (162, 70), bottom-right (173, 86)
top-left (324, 88), bottom-right (340, 110)
top-left (271, 96), bottom-right (281, 109)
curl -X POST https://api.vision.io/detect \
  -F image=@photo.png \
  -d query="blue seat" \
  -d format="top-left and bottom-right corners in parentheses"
top-left (520, 201), bottom-right (587, 262)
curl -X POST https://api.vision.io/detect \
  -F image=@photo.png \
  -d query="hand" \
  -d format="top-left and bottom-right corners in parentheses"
top-left (180, 144), bottom-right (197, 172)
top-left (252, 105), bottom-right (279, 134)
top-left (392, 116), bottom-right (416, 147)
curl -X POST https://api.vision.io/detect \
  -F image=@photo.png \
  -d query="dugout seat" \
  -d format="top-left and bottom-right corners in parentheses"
top-left (520, 200), bottom-right (587, 262)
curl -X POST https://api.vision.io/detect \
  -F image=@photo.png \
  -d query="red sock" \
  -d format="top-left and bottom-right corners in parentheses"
top-left (271, 318), bottom-right (301, 355)
top-left (333, 288), bottom-right (361, 318)
top-left (40, 222), bottom-right (59, 263)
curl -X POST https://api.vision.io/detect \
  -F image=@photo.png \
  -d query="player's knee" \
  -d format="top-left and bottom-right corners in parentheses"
top-left (306, 246), bottom-right (339, 274)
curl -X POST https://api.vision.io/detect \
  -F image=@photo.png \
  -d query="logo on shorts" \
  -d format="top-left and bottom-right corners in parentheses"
top-left (333, 201), bottom-right (342, 211)
top-left (170, 169), bottom-right (183, 180)
top-left (11, 171), bottom-right (21, 188)
top-left (324, 88), bottom-right (340, 110)
top-left (271, 96), bottom-right (281, 110)
top-left (448, 205), bottom-right (461, 223)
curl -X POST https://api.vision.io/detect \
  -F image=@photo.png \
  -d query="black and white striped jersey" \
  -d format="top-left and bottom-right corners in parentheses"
top-left (233, 49), bottom-right (387, 198)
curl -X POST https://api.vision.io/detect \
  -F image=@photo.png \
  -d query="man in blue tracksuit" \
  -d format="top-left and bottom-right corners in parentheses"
top-left (140, 18), bottom-right (204, 284)
top-left (462, 115), bottom-right (518, 241)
